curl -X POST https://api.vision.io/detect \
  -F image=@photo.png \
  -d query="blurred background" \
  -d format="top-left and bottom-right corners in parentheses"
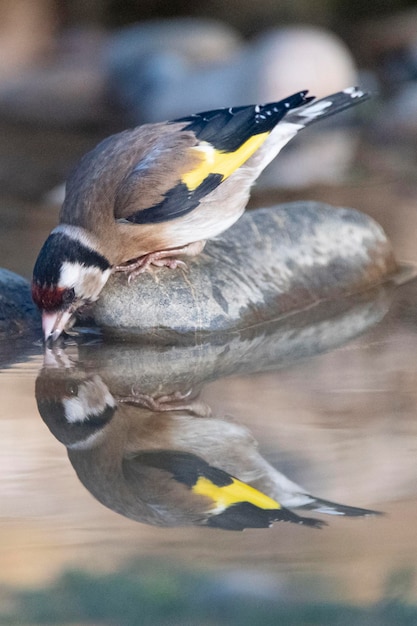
top-left (2, 2), bottom-right (417, 625)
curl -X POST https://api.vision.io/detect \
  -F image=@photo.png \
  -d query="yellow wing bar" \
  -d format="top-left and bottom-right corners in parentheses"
top-left (193, 475), bottom-right (281, 513)
top-left (182, 132), bottom-right (270, 191)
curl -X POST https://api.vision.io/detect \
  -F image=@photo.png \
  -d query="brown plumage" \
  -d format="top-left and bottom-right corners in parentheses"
top-left (35, 359), bottom-right (381, 530)
top-left (32, 87), bottom-right (369, 341)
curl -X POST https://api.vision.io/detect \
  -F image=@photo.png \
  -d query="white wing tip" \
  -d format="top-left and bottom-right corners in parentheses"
top-left (343, 86), bottom-right (366, 98)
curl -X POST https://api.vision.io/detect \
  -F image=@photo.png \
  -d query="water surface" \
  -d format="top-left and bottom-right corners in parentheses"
top-left (1, 138), bottom-right (417, 623)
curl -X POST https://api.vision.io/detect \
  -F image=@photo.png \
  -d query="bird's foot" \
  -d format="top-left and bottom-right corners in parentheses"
top-left (117, 388), bottom-right (212, 417)
top-left (115, 240), bottom-right (206, 282)
top-left (114, 253), bottom-right (186, 280)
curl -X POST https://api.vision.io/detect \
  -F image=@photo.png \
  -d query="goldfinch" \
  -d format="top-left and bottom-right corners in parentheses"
top-left (36, 360), bottom-right (380, 530)
top-left (32, 87), bottom-right (368, 342)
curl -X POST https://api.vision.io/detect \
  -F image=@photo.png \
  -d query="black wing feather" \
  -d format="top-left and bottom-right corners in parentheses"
top-left (136, 450), bottom-right (234, 487)
top-left (133, 450), bottom-right (325, 530)
top-left (172, 90), bottom-right (313, 152)
top-left (121, 91), bottom-right (314, 225)
top-left (126, 173), bottom-right (223, 224)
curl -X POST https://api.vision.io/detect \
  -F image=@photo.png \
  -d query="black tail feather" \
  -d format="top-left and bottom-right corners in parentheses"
top-left (285, 86), bottom-right (369, 127)
top-left (172, 91), bottom-right (314, 152)
top-left (299, 495), bottom-right (384, 518)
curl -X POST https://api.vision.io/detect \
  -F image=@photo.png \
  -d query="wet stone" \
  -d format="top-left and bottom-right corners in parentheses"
top-left (0, 268), bottom-right (41, 337)
top-left (93, 202), bottom-right (398, 341)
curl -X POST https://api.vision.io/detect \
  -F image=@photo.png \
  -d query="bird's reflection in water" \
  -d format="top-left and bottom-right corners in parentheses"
top-left (35, 333), bottom-right (383, 531)
top-left (36, 287), bottom-right (392, 530)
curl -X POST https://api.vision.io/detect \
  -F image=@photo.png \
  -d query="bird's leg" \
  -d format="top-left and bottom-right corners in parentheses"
top-left (115, 240), bottom-right (206, 281)
top-left (117, 388), bottom-right (212, 417)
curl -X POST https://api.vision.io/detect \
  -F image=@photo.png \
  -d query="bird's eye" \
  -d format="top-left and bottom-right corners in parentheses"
top-left (62, 288), bottom-right (76, 306)
top-left (65, 381), bottom-right (78, 396)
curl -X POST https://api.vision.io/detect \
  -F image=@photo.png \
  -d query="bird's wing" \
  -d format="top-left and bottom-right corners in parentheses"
top-left (129, 450), bottom-right (324, 530)
top-left (115, 91), bottom-right (313, 225)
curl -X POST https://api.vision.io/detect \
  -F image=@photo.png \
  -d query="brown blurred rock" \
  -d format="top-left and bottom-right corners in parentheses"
top-left (356, 9), bottom-right (417, 69)
top-left (0, 0), bottom-right (55, 80)
top-left (0, 26), bottom-right (109, 128)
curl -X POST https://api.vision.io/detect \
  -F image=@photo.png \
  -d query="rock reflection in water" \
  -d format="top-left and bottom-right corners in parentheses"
top-left (34, 288), bottom-right (390, 531)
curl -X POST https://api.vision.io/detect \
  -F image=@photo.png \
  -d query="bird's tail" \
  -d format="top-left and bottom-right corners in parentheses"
top-left (296, 494), bottom-right (383, 517)
top-left (284, 86), bottom-right (369, 128)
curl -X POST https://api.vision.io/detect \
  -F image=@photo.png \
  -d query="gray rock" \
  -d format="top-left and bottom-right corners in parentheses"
top-left (85, 286), bottom-right (394, 397)
top-left (93, 202), bottom-right (397, 341)
top-left (0, 268), bottom-right (41, 337)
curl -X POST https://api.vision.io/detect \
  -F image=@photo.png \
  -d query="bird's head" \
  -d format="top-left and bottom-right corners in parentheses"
top-left (32, 228), bottom-right (112, 343)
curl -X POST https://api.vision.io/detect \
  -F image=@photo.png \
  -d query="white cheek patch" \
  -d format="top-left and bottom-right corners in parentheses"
top-left (59, 261), bottom-right (85, 289)
top-left (59, 262), bottom-right (111, 302)
top-left (62, 376), bottom-right (116, 424)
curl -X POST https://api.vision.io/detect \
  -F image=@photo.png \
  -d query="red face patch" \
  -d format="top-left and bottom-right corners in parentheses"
top-left (31, 283), bottom-right (66, 312)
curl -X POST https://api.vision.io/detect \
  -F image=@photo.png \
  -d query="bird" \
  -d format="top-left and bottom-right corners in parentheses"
top-left (32, 86), bottom-right (369, 343)
top-left (36, 352), bottom-right (381, 530)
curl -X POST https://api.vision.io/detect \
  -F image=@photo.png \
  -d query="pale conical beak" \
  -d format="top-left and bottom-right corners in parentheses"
top-left (42, 310), bottom-right (74, 343)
